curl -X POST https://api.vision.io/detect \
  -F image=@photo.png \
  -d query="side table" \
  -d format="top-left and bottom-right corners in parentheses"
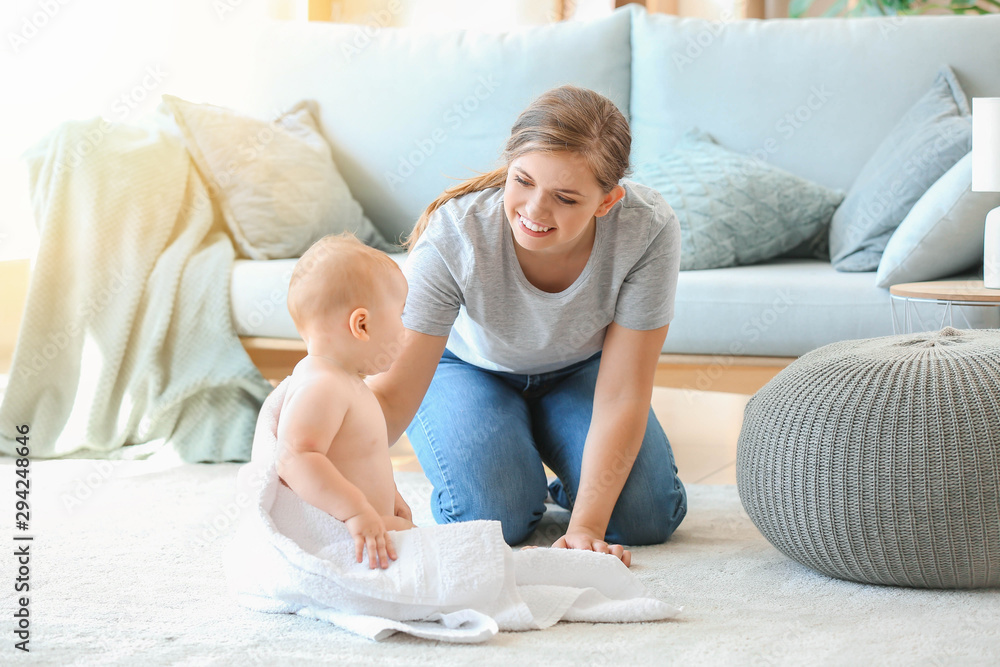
top-left (889, 280), bottom-right (1000, 334)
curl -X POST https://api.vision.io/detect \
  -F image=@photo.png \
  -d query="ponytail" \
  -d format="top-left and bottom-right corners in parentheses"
top-left (403, 167), bottom-right (508, 250)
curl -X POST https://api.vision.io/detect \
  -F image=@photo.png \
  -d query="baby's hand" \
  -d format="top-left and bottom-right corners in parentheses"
top-left (344, 506), bottom-right (397, 569)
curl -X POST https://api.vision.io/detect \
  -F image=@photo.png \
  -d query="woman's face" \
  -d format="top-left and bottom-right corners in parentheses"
top-left (503, 151), bottom-right (623, 257)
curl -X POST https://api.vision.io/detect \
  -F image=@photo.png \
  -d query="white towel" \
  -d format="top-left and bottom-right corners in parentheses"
top-left (222, 378), bottom-right (682, 643)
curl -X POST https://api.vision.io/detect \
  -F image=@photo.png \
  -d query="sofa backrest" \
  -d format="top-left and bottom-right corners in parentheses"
top-left (630, 8), bottom-right (1000, 193)
top-left (210, 6), bottom-right (1000, 245)
top-left (228, 9), bottom-right (632, 245)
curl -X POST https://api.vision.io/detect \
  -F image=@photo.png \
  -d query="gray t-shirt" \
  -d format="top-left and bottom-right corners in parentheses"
top-left (401, 180), bottom-right (681, 375)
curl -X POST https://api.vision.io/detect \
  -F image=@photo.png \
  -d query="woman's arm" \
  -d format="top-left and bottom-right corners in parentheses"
top-left (366, 327), bottom-right (449, 446)
top-left (555, 321), bottom-right (669, 557)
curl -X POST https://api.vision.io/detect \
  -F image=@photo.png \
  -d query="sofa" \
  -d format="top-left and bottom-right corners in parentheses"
top-left (198, 5), bottom-right (1000, 379)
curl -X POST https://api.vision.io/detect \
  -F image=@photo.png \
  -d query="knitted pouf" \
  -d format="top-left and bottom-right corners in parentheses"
top-left (737, 327), bottom-right (1000, 588)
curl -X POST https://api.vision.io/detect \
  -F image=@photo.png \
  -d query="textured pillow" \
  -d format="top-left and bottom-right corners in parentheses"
top-left (829, 67), bottom-right (972, 273)
top-left (632, 129), bottom-right (844, 270)
top-left (780, 227), bottom-right (830, 261)
top-left (161, 95), bottom-right (392, 260)
top-left (875, 153), bottom-right (1000, 288)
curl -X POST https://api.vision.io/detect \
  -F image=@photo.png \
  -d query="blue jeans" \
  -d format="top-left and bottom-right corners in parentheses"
top-left (405, 348), bottom-right (687, 546)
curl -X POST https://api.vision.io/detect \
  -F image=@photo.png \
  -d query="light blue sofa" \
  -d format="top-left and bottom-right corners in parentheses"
top-left (221, 5), bottom-right (1000, 364)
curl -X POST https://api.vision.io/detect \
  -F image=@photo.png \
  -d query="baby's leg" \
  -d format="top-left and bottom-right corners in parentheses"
top-left (382, 515), bottom-right (416, 531)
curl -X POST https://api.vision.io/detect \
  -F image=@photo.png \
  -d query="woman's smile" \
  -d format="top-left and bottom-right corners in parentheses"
top-left (517, 213), bottom-right (555, 237)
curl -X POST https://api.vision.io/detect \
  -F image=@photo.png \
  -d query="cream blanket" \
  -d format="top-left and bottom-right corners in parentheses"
top-left (0, 116), bottom-right (273, 461)
top-left (222, 378), bottom-right (682, 643)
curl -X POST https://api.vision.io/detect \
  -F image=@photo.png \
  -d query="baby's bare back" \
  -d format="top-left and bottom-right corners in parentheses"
top-left (279, 360), bottom-right (397, 517)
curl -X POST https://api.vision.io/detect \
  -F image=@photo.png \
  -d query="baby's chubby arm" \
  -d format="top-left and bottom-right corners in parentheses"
top-left (276, 375), bottom-right (396, 569)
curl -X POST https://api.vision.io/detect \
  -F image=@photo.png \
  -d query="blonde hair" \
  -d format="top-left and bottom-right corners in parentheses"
top-left (403, 84), bottom-right (632, 250)
top-left (287, 232), bottom-right (401, 332)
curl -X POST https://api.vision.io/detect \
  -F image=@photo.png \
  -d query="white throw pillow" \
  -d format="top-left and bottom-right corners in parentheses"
top-left (876, 152), bottom-right (1000, 288)
top-left (830, 67), bottom-right (972, 273)
top-left (161, 94), bottom-right (392, 260)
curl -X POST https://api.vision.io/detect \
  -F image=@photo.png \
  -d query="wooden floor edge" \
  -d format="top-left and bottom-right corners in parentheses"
top-left (657, 353), bottom-right (796, 367)
top-left (240, 336), bottom-right (796, 394)
top-left (240, 336), bottom-right (307, 352)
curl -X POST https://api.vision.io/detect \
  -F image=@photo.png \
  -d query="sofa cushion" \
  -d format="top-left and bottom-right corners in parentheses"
top-left (161, 95), bottom-right (392, 260)
top-left (629, 8), bottom-right (1000, 194)
top-left (633, 129), bottom-right (843, 270)
top-left (829, 67), bottom-right (972, 272)
top-left (662, 260), bottom-right (996, 358)
top-left (231, 257), bottom-right (997, 357)
top-left (876, 152), bottom-right (1000, 288)
top-left (230, 254), bottom-right (408, 340)
top-left (219, 9), bottom-right (632, 247)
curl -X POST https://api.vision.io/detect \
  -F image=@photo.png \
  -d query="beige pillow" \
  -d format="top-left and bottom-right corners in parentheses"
top-left (161, 95), bottom-right (391, 260)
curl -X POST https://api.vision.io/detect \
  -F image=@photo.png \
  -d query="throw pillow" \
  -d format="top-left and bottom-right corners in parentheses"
top-left (632, 129), bottom-right (844, 271)
top-left (829, 67), bottom-right (972, 272)
top-left (160, 94), bottom-right (392, 260)
top-left (876, 153), bottom-right (1000, 288)
top-left (780, 227), bottom-right (830, 261)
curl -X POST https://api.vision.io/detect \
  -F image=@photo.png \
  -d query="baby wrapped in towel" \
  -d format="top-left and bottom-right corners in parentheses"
top-left (222, 233), bottom-right (681, 642)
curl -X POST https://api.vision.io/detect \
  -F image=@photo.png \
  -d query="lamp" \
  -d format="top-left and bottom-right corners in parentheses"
top-left (973, 97), bottom-right (1000, 289)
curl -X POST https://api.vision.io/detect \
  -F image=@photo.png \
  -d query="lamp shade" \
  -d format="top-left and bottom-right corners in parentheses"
top-left (972, 97), bottom-right (1000, 192)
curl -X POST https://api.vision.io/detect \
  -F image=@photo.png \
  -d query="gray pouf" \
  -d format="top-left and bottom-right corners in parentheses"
top-left (737, 327), bottom-right (1000, 588)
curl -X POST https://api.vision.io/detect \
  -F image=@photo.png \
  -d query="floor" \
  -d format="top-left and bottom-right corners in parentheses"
top-left (390, 386), bottom-right (747, 485)
top-left (17, 458), bottom-right (999, 664)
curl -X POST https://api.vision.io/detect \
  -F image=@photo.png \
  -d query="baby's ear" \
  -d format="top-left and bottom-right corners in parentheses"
top-left (348, 307), bottom-right (370, 341)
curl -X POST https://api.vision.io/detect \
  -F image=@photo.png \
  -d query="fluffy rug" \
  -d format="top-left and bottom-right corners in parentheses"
top-left (4, 456), bottom-right (999, 665)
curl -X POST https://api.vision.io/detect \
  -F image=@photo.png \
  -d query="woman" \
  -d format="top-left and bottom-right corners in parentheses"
top-left (368, 85), bottom-right (686, 566)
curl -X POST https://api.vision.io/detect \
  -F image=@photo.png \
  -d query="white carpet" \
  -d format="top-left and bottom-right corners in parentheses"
top-left (2, 456), bottom-right (998, 665)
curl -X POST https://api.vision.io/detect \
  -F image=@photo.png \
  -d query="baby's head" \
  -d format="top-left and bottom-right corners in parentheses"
top-left (288, 233), bottom-right (407, 375)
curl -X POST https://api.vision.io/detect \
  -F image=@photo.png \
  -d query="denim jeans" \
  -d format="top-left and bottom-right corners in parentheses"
top-left (405, 348), bottom-right (687, 546)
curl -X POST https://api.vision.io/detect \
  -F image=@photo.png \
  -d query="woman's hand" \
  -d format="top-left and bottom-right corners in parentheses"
top-left (393, 486), bottom-right (412, 523)
top-left (552, 529), bottom-right (632, 567)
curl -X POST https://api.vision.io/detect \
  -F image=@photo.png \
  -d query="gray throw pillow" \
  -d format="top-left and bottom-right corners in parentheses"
top-left (781, 227), bottom-right (830, 261)
top-left (829, 67), bottom-right (972, 272)
top-left (633, 129), bottom-right (844, 271)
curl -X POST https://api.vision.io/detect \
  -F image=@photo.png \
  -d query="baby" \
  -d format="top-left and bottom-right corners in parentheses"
top-left (276, 233), bottom-right (414, 570)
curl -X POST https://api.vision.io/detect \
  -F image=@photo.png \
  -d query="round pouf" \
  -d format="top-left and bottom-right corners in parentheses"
top-left (737, 327), bottom-right (1000, 588)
